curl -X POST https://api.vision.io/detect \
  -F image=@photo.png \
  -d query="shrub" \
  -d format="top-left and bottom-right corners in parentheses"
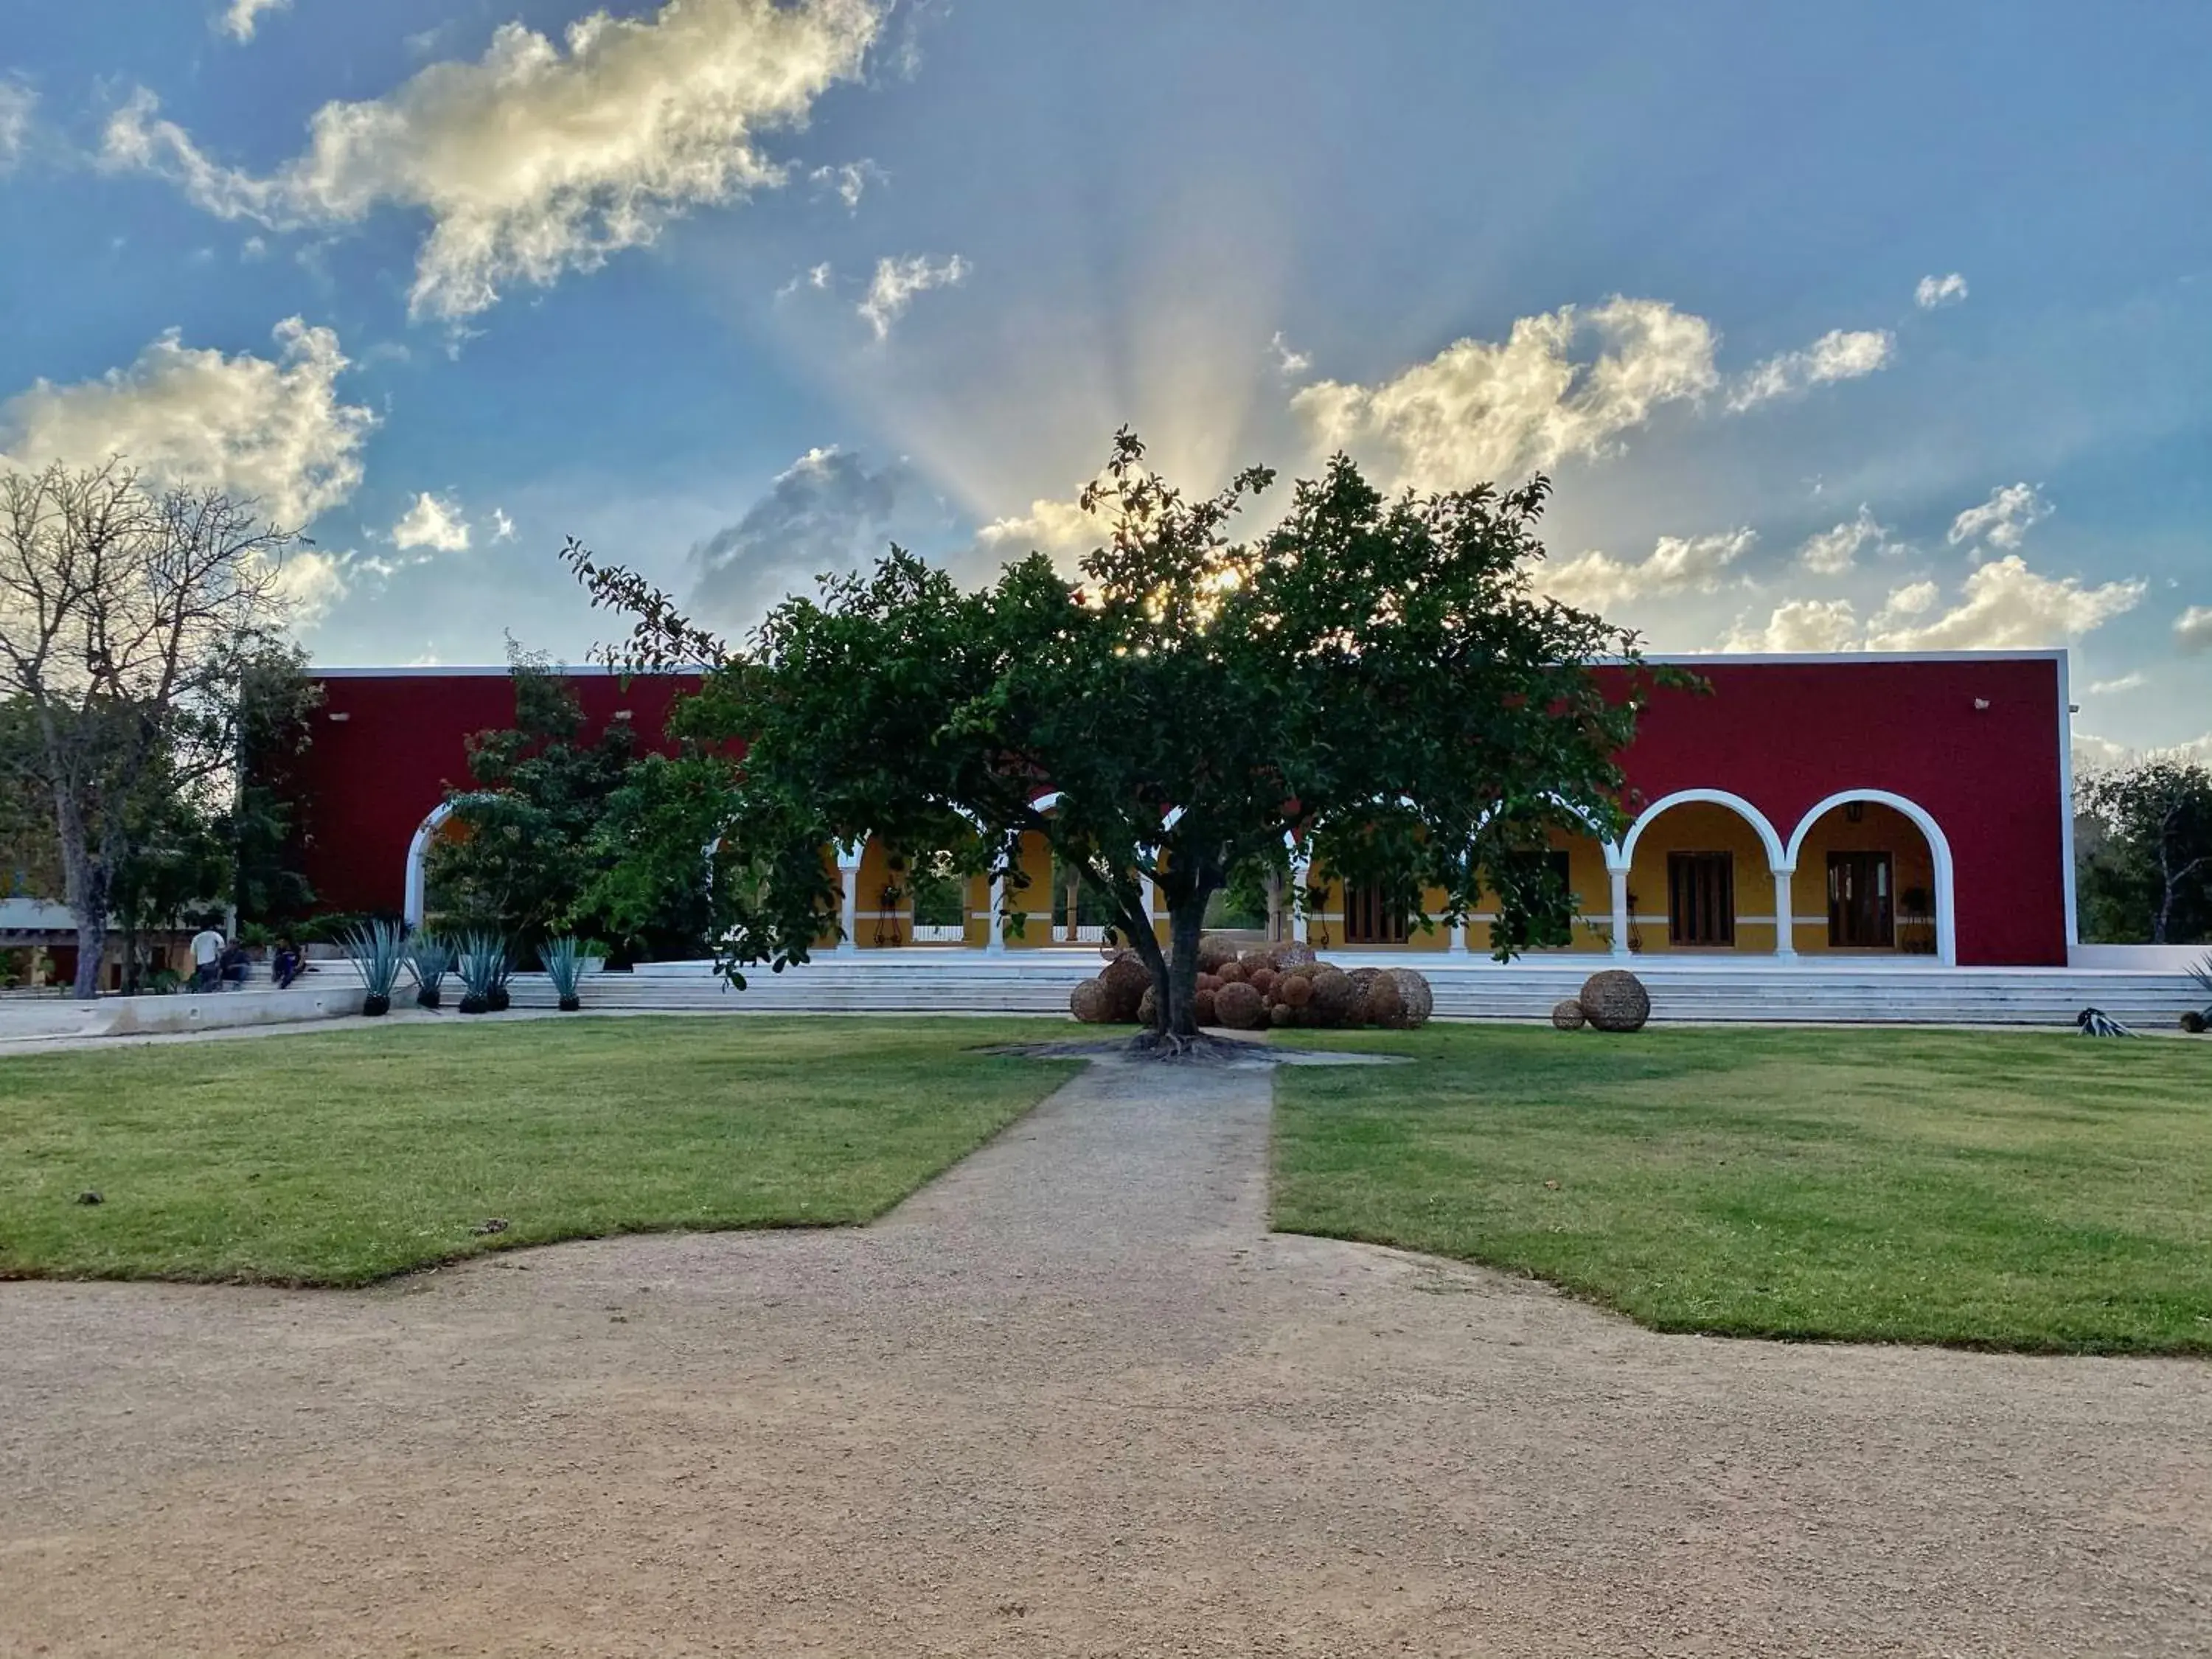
top-left (540, 936), bottom-right (585, 1012)
top-left (408, 936), bottom-right (453, 1009)
top-left (456, 931), bottom-right (510, 1016)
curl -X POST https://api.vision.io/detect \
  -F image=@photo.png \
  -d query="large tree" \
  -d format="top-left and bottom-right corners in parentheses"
top-left (2077, 758), bottom-right (2212, 945)
top-left (0, 462), bottom-right (302, 997)
top-left (566, 432), bottom-right (1655, 1048)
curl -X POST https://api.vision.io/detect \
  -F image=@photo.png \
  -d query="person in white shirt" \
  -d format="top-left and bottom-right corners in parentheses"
top-left (189, 925), bottom-right (225, 993)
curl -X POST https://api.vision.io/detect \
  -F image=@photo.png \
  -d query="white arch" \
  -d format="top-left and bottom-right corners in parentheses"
top-left (403, 801), bottom-right (457, 929)
top-left (1785, 789), bottom-right (1958, 967)
top-left (1619, 788), bottom-right (1788, 873)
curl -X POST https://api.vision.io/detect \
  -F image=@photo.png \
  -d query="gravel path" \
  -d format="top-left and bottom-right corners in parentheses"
top-left (4, 1055), bottom-right (2207, 1657)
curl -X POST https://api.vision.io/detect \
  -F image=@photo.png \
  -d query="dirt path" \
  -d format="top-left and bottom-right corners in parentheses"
top-left (3, 1055), bottom-right (2207, 1657)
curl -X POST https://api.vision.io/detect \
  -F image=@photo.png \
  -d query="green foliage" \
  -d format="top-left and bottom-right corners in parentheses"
top-left (407, 936), bottom-right (453, 1008)
top-left (565, 431), bottom-right (1658, 1034)
top-left (1276, 1024), bottom-right (2212, 1355)
top-left (2076, 759), bottom-right (2212, 944)
top-left (0, 1018), bottom-right (1077, 1284)
top-left (455, 931), bottom-right (511, 1012)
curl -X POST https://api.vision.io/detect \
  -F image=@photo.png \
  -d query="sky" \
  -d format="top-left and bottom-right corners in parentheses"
top-left (1, 0), bottom-right (2208, 763)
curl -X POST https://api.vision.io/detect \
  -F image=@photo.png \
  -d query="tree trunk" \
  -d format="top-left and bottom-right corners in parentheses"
top-left (71, 914), bottom-right (108, 1000)
top-left (1159, 895), bottom-right (1206, 1038)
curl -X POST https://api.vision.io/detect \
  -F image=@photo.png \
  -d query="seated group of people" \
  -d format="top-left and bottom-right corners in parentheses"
top-left (187, 926), bottom-right (307, 992)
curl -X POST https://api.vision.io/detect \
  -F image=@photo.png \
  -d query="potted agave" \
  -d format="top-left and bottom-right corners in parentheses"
top-left (456, 931), bottom-right (509, 1015)
top-left (541, 936), bottom-right (586, 1012)
top-left (408, 935), bottom-right (453, 1009)
top-left (342, 919), bottom-right (407, 1018)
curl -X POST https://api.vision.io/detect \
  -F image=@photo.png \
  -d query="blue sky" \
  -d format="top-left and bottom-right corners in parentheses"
top-left (1, 0), bottom-right (2208, 759)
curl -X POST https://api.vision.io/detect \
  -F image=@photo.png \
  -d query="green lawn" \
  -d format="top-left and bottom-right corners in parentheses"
top-left (1273, 1025), bottom-right (2212, 1354)
top-left (0, 1017), bottom-right (1077, 1287)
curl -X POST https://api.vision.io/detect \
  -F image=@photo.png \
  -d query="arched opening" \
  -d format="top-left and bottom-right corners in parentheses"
top-left (402, 802), bottom-right (465, 928)
top-left (1618, 790), bottom-right (1788, 956)
top-left (1784, 791), bottom-right (1955, 965)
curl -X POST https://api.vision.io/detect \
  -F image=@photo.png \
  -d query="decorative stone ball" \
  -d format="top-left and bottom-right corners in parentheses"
top-left (1307, 966), bottom-right (1357, 1027)
top-left (1100, 953), bottom-right (1151, 1022)
top-left (1197, 935), bottom-right (1239, 975)
top-left (1193, 987), bottom-right (1219, 1027)
top-left (1137, 985), bottom-right (1159, 1026)
top-left (1069, 978), bottom-right (1113, 1023)
top-left (1249, 966), bottom-right (1279, 998)
top-left (1197, 972), bottom-right (1221, 994)
top-left (2182, 1009), bottom-right (2208, 1034)
top-left (1214, 980), bottom-right (1267, 1031)
top-left (1275, 971), bottom-right (1314, 1009)
top-left (1239, 949), bottom-right (1278, 979)
top-left (1385, 969), bottom-right (1434, 1029)
top-left (1216, 960), bottom-right (1247, 985)
top-left (1362, 973), bottom-right (1405, 1029)
top-left (1551, 998), bottom-right (1587, 1031)
top-left (1269, 1001), bottom-right (1296, 1027)
top-left (1579, 969), bottom-right (1651, 1033)
top-left (1274, 942), bottom-right (1318, 970)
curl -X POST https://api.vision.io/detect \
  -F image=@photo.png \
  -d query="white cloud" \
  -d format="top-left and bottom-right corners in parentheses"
top-left (491, 508), bottom-right (515, 542)
top-left (218, 0), bottom-right (290, 43)
top-left (1270, 330), bottom-right (1311, 379)
top-left (2076, 730), bottom-right (2212, 772)
top-left (1915, 272), bottom-right (1969, 310)
top-left (1290, 296), bottom-right (1720, 491)
top-left (858, 252), bottom-right (968, 339)
top-left (776, 260), bottom-right (834, 299)
top-left (1541, 528), bottom-right (1756, 611)
top-left (392, 492), bottom-right (471, 554)
top-left (1947, 482), bottom-right (2051, 552)
top-left (271, 548), bottom-right (348, 629)
top-left (2087, 672), bottom-right (2146, 695)
top-left (1865, 555), bottom-right (2143, 651)
top-left (0, 317), bottom-right (374, 526)
top-left (1721, 597), bottom-right (1863, 655)
top-left (2173, 605), bottom-right (2212, 653)
top-left (108, 0), bottom-right (885, 321)
top-left (689, 445), bottom-right (911, 624)
top-left (810, 159), bottom-right (882, 209)
top-left (975, 493), bottom-right (1113, 570)
top-left (1727, 328), bottom-right (1896, 411)
top-left (1797, 506), bottom-right (1901, 575)
top-left (0, 78), bottom-right (35, 172)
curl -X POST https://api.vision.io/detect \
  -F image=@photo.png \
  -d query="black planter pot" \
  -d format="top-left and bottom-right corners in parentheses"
top-left (416, 986), bottom-right (442, 1010)
top-left (362, 993), bottom-right (392, 1018)
top-left (487, 987), bottom-right (512, 1013)
top-left (557, 995), bottom-right (580, 1013)
top-left (458, 993), bottom-right (488, 1015)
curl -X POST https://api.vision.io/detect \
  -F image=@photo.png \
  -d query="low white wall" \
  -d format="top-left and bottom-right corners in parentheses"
top-left (2070, 943), bottom-right (2211, 973)
top-left (95, 984), bottom-right (368, 1037)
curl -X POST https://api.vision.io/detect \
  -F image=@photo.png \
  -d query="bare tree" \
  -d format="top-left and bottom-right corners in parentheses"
top-left (0, 462), bottom-right (296, 998)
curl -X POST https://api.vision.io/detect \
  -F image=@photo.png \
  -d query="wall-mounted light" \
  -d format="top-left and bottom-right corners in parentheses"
top-left (327, 712), bottom-right (350, 723)
top-left (1844, 801), bottom-right (1865, 824)
top-left (1972, 698), bottom-right (1991, 711)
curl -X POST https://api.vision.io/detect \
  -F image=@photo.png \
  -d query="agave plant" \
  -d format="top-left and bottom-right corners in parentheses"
top-left (342, 919), bottom-right (408, 1018)
top-left (456, 931), bottom-right (509, 1015)
top-left (408, 935), bottom-right (454, 1010)
top-left (2184, 952), bottom-right (2212, 1034)
top-left (540, 936), bottom-right (585, 1012)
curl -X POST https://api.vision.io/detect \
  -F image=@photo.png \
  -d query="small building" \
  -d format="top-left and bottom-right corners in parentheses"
top-left (295, 650), bottom-right (2078, 969)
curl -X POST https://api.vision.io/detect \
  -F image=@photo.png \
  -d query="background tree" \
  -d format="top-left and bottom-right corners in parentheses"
top-left (0, 462), bottom-right (300, 998)
top-left (566, 431), bottom-right (1656, 1049)
top-left (2077, 758), bottom-right (2212, 944)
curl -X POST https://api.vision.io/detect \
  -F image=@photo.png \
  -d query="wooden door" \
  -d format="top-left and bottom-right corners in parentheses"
top-left (1666, 852), bottom-right (1735, 946)
top-left (1827, 852), bottom-right (1894, 947)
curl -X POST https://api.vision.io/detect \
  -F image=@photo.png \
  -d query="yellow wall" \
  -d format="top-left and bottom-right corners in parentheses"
top-left (1623, 801), bottom-right (1778, 956)
top-left (1789, 802), bottom-right (1935, 955)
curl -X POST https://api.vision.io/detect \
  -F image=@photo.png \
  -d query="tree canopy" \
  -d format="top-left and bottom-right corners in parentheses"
top-left (2077, 757), bottom-right (2212, 945)
top-left (567, 431), bottom-right (1659, 1046)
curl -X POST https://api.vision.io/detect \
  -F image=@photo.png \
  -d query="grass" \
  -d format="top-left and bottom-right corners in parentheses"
top-left (0, 1017), bottom-right (1077, 1287)
top-left (1272, 1024), bottom-right (2212, 1354)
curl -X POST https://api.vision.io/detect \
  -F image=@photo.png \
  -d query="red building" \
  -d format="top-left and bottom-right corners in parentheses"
top-left (295, 650), bottom-right (2077, 968)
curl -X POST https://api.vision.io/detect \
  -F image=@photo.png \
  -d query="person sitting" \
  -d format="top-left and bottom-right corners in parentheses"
top-left (218, 941), bottom-right (251, 990)
top-left (271, 937), bottom-right (304, 990)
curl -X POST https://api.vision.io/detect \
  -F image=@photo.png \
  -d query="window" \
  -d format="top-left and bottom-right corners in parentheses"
top-left (1667, 852), bottom-right (1735, 946)
top-left (1827, 852), bottom-right (1894, 948)
top-left (1343, 882), bottom-right (1411, 945)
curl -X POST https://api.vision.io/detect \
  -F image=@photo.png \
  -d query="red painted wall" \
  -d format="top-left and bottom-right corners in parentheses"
top-left (293, 670), bottom-right (700, 919)
top-left (1599, 655), bottom-right (2070, 967)
top-left (293, 654), bottom-right (2072, 966)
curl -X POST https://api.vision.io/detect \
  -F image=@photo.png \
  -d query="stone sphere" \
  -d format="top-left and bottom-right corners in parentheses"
top-left (1239, 949), bottom-right (1278, 978)
top-left (1579, 969), bottom-right (1651, 1033)
top-left (1099, 953), bottom-right (1151, 1022)
top-left (1137, 985), bottom-right (1159, 1026)
top-left (1274, 942), bottom-right (1318, 970)
top-left (1307, 966), bottom-right (1357, 1027)
top-left (1269, 1002), bottom-right (1296, 1027)
top-left (1275, 971), bottom-right (1314, 1008)
top-left (1216, 959), bottom-right (1247, 985)
top-left (1249, 966), bottom-right (1279, 998)
top-left (1551, 998), bottom-right (1587, 1031)
top-left (1214, 980), bottom-right (1267, 1030)
top-left (1193, 987), bottom-right (1219, 1027)
top-left (1361, 972), bottom-right (1405, 1029)
top-left (1197, 935), bottom-right (1240, 975)
top-left (1385, 969), bottom-right (1434, 1029)
top-left (1070, 978), bottom-right (1113, 1023)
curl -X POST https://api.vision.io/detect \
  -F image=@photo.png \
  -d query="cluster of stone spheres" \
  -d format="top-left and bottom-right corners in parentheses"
top-left (1070, 938), bottom-right (1434, 1031)
top-left (1549, 968), bottom-right (1653, 1033)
